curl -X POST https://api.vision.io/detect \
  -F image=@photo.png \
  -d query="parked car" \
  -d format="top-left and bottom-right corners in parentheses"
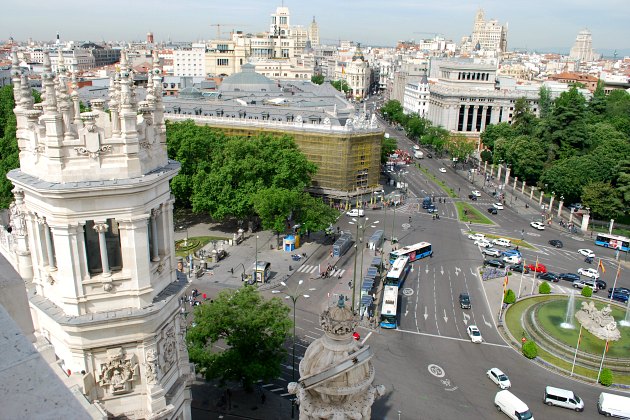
top-left (487, 367), bottom-right (511, 389)
top-left (595, 279), bottom-right (607, 290)
top-left (468, 194), bottom-right (478, 201)
top-left (577, 267), bottom-right (600, 279)
top-left (413, 145), bottom-right (420, 151)
top-left (573, 279), bottom-right (598, 291)
top-left (493, 202), bottom-right (504, 210)
top-left (530, 221), bottom-right (545, 230)
top-left (492, 238), bottom-right (512, 247)
top-left (558, 273), bottom-right (580, 282)
top-left (484, 259), bottom-right (506, 268)
top-left (608, 287), bottom-right (630, 295)
top-left (537, 272), bottom-right (559, 282)
top-left (467, 325), bottom-right (482, 343)
top-left (526, 263), bottom-right (547, 273)
top-left (346, 208), bottom-right (365, 217)
top-left (487, 207), bottom-right (498, 215)
top-left (426, 205), bottom-right (438, 213)
top-left (578, 248), bottom-right (595, 258)
top-left (548, 239), bottom-right (563, 248)
top-left (502, 255), bottom-right (522, 265)
top-left (501, 249), bottom-right (521, 257)
top-left (471, 190), bottom-right (481, 197)
top-left (459, 293), bottom-right (471, 309)
top-left (483, 248), bottom-right (502, 257)
top-left (439, 167), bottom-right (446, 173)
top-left (475, 239), bottom-right (492, 248)
top-left (468, 233), bottom-right (485, 241)
top-left (609, 290), bottom-right (630, 303)
top-left (509, 264), bottom-right (529, 274)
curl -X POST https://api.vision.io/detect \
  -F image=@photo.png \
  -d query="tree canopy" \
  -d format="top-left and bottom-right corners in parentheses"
top-left (186, 286), bottom-right (292, 390)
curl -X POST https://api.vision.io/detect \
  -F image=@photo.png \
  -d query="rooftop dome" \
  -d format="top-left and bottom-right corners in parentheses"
top-left (219, 63), bottom-right (280, 93)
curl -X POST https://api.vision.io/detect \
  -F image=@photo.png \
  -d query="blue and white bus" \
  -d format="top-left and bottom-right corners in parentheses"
top-left (390, 241), bottom-right (433, 264)
top-left (385, 256), bottom-right (410, 287)
top-left (594, 233), bottom-right (630, 252)
top-left (380, 285), bottom-right (399, 329)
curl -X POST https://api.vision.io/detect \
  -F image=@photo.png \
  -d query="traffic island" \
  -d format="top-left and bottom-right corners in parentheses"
top-left (502, 295), bottom-right (630, 387)
top-left (456, 202), bottom-right (493, 225)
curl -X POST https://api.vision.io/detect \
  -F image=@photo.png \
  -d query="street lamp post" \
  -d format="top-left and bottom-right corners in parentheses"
top-left (273, 281), bottom-right (313, 419)
top-left (255, 234), bottom-right (259, 283)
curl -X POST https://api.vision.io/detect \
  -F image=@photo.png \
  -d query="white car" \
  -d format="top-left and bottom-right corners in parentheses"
top-left (578, 249), bottom-right (595, 258)
top-left (493, 202), bottom-right (504, 210)
top-left (487, 367), bottom-right (511, 389)
top-left (346, 209), bottom-right (365, 217)
top-left (439, 167), bottom-right (446, 173)
top-left (468, 233), bottom-right (485, 241)
top-left (471, 190), bottom-right (481, 197)
top-left (483, 248), bottom-right (502, 257)
top-left (530, 221), bottom-right (545, 230)
top-left (492, 238), bottom-right (512, 247)
top-left (577, 267), bottom-right (600, 279)
top-left (503, 255), bottom-right (522, 265)
top-left (475, 239), bottom-right (492, 248)
top-left (413, 145), bottom-right (420, 151)
top-left (467, 325), bottom-right (482, 343)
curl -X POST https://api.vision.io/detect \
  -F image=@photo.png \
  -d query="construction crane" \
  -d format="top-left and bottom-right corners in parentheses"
top-left (210, 23), bottom-right (247, 39)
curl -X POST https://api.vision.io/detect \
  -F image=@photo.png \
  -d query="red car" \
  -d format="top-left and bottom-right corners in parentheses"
top-left (526, 263), bottom-right (547, 273)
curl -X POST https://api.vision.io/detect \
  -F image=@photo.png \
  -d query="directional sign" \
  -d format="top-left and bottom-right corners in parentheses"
top-left (454, 267), bottom-right (461, 276)
top-left (424, 306), bottom-right (428, 320)
top-left (402, 288), bottom-right (414, 296)
top-left (462, 312), bottom-right (470, 325)
top-left (443, 309), bottom-right (448, 323)
top-left (482, 314), bottom-right (492, 327)
top-left (440, 266), bottom-right (444, 276)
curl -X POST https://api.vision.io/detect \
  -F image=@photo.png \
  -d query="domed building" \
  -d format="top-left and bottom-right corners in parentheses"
top-left (218, 63), bottom-right (280, 93)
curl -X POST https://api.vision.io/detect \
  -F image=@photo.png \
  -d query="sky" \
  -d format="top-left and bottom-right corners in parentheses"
top-left (2, 0), bottom-right (629, 53)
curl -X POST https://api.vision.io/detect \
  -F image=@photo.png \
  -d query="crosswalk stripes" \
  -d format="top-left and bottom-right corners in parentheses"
top-left (295, 264), bottom-right (345, 277)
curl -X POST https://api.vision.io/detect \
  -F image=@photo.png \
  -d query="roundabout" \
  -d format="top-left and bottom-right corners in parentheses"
top-left (504, 294), bottom-right (630, 386)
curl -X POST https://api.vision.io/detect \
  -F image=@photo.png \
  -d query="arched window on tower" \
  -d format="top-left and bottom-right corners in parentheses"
top-left (84, 219), bottom-right (123, 276)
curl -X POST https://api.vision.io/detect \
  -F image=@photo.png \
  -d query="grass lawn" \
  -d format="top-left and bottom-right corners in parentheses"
top-left (469, 231), bottom-right (534, 250)
top-left (175, 235), bottom-right (229, 258)
top-left (504, 296), bottom-right (630, 385)
top-left (417, 165), bottom-right (458, 198)
top-left (455, 202), bottom-right (493, 225)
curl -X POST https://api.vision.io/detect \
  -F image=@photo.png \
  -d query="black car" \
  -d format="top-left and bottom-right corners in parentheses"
top-left (595, 279), bottom-right (607, 291)
top-left (459, 293), bottom-right (471, 309)
top-left (609, 287), bottom-right (630, 295)
top-left (509, 264), bottom-right (530, 274)
top-left (468, 194), bottom-right (478, 201)
top-left (484, 259), bottom-right (505, 268)
top-left (426, 153), bottom-right (433, 158)
top-left (548, 239), bottom-right (563, 248)
top-left (487, 207), bottom-right (498, 215)
top-left (537, 272), bottom-right (560, 282)
top-left (558, 273), bottom-right (580, 282)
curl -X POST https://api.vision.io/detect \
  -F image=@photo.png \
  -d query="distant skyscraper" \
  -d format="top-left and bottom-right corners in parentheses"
top-left (147, 31), bottom-right (154, 44)
top-left (308, 16), bottom-right (320, 47)
top-left (569, 29), bottom-right (595, 62)
top-left (471, 8), bottom-right (508, 55)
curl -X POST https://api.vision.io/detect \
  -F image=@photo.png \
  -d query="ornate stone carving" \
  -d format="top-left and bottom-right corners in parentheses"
top-left (575, 301), bottom-right (621, 341)
top-left (295, 115), bottom-right (303, 124)
top-left (144, 349), bottom-right (159, 384)
top-left (8, 201), bottom-right (27, 237)
top-left (75, 112), bottom-right (112, 159)
top-left (97, 348), bottom-right (139, 395)
top-left (160, 325), bottom-right (177, 373)
top-left (93, 222), bottom-right (109, 234)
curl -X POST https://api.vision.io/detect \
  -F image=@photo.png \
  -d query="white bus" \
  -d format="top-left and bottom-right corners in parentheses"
top-left (380, 285), bottom-right (399, 329)
top-left (385, 256), bottom-right (410, 287)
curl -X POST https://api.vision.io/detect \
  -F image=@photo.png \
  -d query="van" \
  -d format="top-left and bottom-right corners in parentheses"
top-left (346, 209), bottom-right (365, 217)
top-left (543, 386), bottom-right (584, 412)
top-left (598, 392), bottom-right (630, 418)
top-left (494, 390), bottom-right (534, 420)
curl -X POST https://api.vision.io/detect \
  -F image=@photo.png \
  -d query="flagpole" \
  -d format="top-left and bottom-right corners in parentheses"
top-left (596, 337), bottom-right (610, 384)
top-left (530, 256), bottom-right (539, 295)
top-left (498, 275), bottom-right (507, 323)
top-left (570, 324), bottom-right (583, 376)
top-left (517, 258), bottom-right (526, 299)
top-left (608, 262), bottom-right (621, 303)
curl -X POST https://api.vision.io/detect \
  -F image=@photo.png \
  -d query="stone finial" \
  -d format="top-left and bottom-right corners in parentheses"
top-left (20, 74), bottom-right (33, 110)
top-left (320, 297), bottom-right (356, 340)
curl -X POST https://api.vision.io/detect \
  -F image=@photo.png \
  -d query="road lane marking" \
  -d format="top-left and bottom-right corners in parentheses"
top-left (398, 328), bottom-right (510, 347)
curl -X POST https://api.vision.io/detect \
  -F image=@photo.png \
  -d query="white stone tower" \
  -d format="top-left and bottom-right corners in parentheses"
top-left (8, 49), bottom-right (192, 419)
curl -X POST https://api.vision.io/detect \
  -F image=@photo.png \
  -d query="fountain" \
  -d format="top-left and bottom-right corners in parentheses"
top-left (560, 291), bottom-right (576, 329)
top-left (620, 297), bottom-right (630, 327)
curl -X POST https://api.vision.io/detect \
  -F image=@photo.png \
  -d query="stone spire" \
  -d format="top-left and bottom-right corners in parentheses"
top-left (11, 49), bottom-right (22, 104)
top-left (19, 74), bottom-right (33, 110)
top-left (70, 72), bottom-right (83, 129)
top-left (42, 52), bottom-right (58, 114)
top-left (288, 296), bottom-right (385, 419)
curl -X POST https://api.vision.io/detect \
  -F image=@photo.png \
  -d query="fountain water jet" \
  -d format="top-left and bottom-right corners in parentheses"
top-left (560, 291), bottom-right (576, 329)
top-left (620, 296), bottom-right (630, 327)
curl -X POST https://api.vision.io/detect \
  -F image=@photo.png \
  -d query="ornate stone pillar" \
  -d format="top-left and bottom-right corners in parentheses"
top-left (581, 212), bottom-right (590, 232)
top-left (549, 194), bottom-right (555, 213)
top-left (496, 165), bottom-right (502, 182)
top-left (538, 191), bottom-right (544, 206)
top-left (504, 166), bottom-right (511, 187)
top-left (521, 181), bottom-right (526, 194)
top-left (151, 208), bottom-right (161, 262)
top-left (530, 186), bottom-right (535, 200)
top-left (93, 222), bottom-right (111, 277)
top-left (557, 200), bottom-right (564, 218)
top-left (42, 218), bottom-right (56, 270)
top-left (513, 176), bottom-right (518, 190)
top-left (471, 106), bottom-right (478, 131)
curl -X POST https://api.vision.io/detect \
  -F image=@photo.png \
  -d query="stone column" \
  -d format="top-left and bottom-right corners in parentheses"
top-left (496, 165), bottom-right (502, 182)
top-left (557, 200), bottom-right (564, 218)
top-left (93, 222), bottom-right (111, 277)
top-left (471, 106), bottom-right (478, 131)
top-left (150, 208), bottom-right (161, 262)
top-left (521, 181), bottom-right (526, 194)
top-left (480, 106), bottom-right (488, 131)
top-left (581, 212), bottom-right (590, 232)
top-left (43, 219), bottom-right (56, 270)
top-left (462, 106), bottom-right (469, 131)
top-left (549, 195), bottom-right (555, 213)
top-left (118, 216), bottom-right (152, 293)
top-left (77, 223), bottom-right (90, 281)
top-left (538, 191), bottom-right (544, 206)
top-left (569, 211), bottom-right (574, 224)
top-left (504, 166), bottom-right (511, 187)
top-left (530, 186), bottom-right (535, 200)
top-left (513, 177), bottom-right (518, 190)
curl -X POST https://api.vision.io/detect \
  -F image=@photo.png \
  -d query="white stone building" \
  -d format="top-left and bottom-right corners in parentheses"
top-left (403, 73), bottom-right (429, 116)
top-left (470, 8), bottom-right (508, 55)
top-left (308, 16), bottom-right (320, 47)
top-left (569, 29), bottom-right (596, 62)
top-left (6, 50), bottom-right (192, 419)
top-left (335, 48), bottom-right (371, 99)
top-left (173, 43), bottom-right (206, 77)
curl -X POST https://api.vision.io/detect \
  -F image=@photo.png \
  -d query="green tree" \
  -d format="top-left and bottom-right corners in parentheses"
top-left (512, 97), bottom-right (537, 136)
top-left (480, 149), bottom-right (493, 163)
top-left (588, 81), bottom-right (607, 120)
top-left (538, 86), bottom-right (553, 119)
top-left (599, 368), bottom-right (613, 387)
top-left (446, 133), bottom-right (475, 166)
top-left (581, 286), bottom-right (593, 298)
top-left (504, 289), bottom-right (516, 304)
top-left (495, 135), bottom-right (546, 184)
top-left (187, 286), bottom-right (291, 390)
top-left (381, 136), bottom-right (397, 164)
top-left (405, 115), bottom-right (429, 141)
top-left (311, 74), bottom-right (324, 85)
top-left (422, 126), bottom-right (449, 155)
top-left (616, 160), bottom-right (630, 208)
top-left (480, 122), bottom-right (513, 151)
top-left (330, 80), bottom-right (350, 94)
top-left (522, 340), bottom-right (538, 359)
top-left (294, 192), bottom-right (339, 236)
top-left (253, 187), bottom-right (300, 237)
top-left (539, 281), bottom-right (551, 294)
top-left (380, 100), bottom-right (404, 123)
top-left (581, 181), bottom-right (624, 219)
top-left (541, 86), bottom-right (589, 159)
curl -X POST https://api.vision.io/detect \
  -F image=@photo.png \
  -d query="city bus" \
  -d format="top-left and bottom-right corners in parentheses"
top-left (594, 233), bottom-right (630, 252)
top-left (385, 256), bottom-right (410, 287)
top-left (380, 285), bottom-right (399, 329)
top-left (389, 241), bottom-right (433, 264)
